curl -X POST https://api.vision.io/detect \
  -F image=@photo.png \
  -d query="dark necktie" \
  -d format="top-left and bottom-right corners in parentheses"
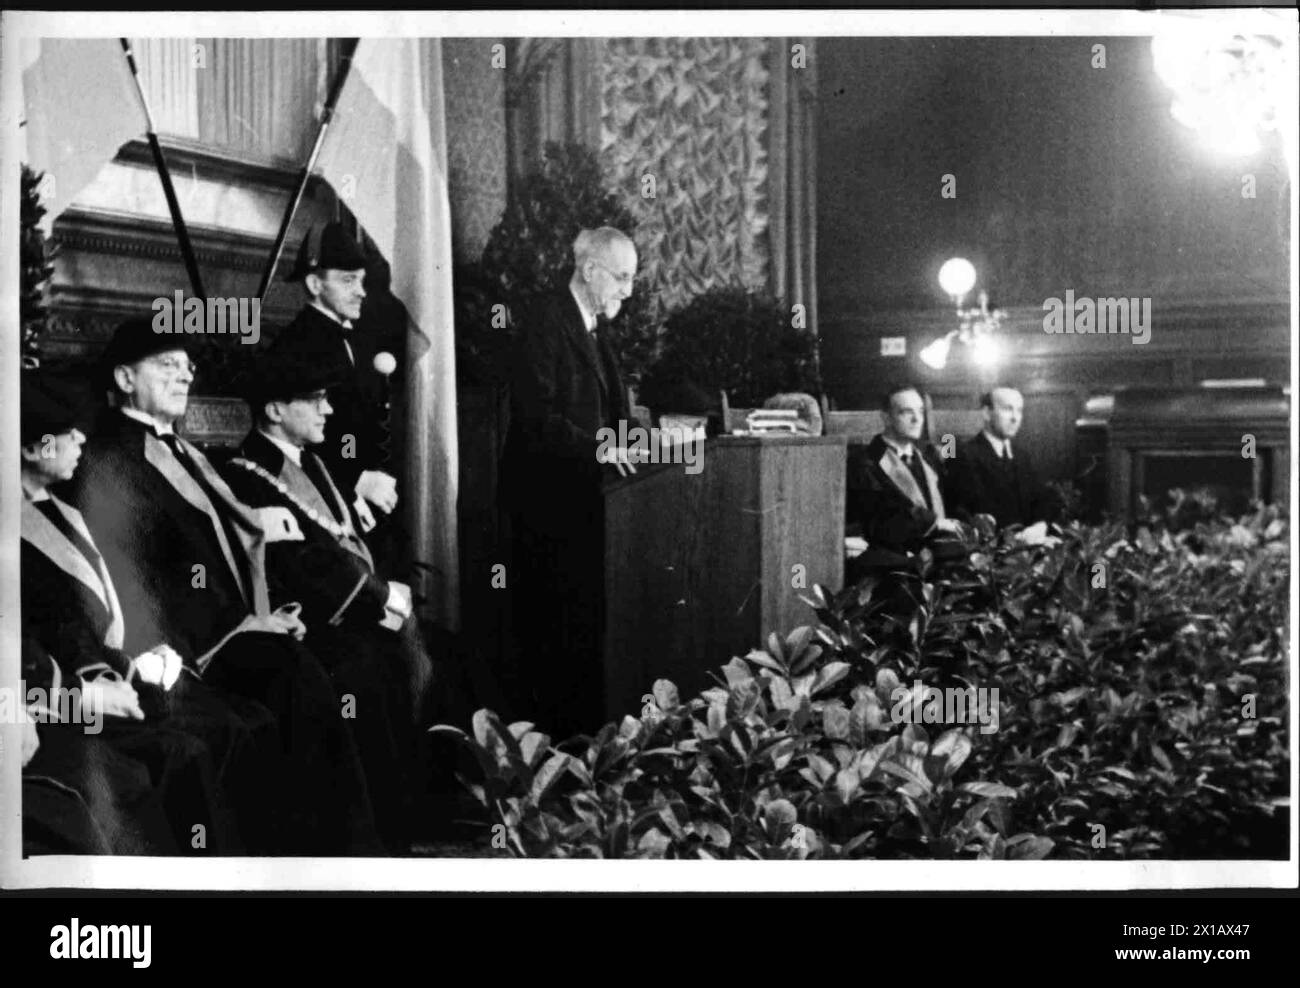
top-left (902, 450), bottom-right (934, 511)
top-left (593, 317), bottom-right (622, 423)
top-left (998, 443), bottom-right (1015, 478)
top-left (35, 499), bottom-right (104, 574)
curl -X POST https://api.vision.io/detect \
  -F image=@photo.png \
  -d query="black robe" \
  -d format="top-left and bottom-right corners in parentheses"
top-left (846, 434), bottom-right (951, 555)
top-left (21, 636), bottom-right (176, 856)
top-left (64, 410), bottom-right (383, 855)
top-left (20, 492), bottom-right (257, 853)
top-left (221, 429), bottom-right (435, 850)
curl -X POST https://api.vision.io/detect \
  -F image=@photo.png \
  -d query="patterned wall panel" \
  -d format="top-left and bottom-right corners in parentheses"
top-left (443, 39), bottom-right (508, 264)
top-left (599, 38), bottom-right (771, 324)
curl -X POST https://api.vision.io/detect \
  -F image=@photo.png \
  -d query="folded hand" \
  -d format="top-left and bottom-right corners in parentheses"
top-left (83, 677), bottom-right (145, 721)
top-left (356, 470), bottom-right (398, 514)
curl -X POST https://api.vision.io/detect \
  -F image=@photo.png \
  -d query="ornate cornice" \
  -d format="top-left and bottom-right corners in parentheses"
top-left (51, 207), bottom-right (298, 276)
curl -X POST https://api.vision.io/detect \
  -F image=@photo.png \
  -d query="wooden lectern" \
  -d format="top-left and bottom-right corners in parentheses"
top-left (602, 435), bottom-right (847, 722)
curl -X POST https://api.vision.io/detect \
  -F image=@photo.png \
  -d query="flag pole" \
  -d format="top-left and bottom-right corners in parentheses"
top-left (119, 39), bottom-right (206, 300)
top-left (255, 38), bottom-right (361, 303)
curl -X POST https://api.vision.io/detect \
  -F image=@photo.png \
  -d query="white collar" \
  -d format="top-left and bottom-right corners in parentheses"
top-left (24, 487), bottom-right (52, 504)
top-left (882, 435), bottom-right (917, 460)
top-left (310, 300), bottom-right (353, 331)
top-left (982, 431), bottom-right (1012, 459)
top-left (569, 284), bottom-right (598, 333)
top-left (121, 406), bottom-right (175, 436)
top-left (261, 429), bottom-right (303, 466)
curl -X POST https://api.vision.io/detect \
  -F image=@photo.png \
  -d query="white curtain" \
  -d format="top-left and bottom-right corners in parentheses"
top-left (135, 37), bottom-right (326, 162)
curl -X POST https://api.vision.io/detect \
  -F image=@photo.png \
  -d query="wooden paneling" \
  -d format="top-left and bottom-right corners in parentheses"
top-left (1103, 387), bottom-right (1290, 517)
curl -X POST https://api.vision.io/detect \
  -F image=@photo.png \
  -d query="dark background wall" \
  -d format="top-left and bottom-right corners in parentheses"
top-left (816, 36), bottom-right (1291, 485)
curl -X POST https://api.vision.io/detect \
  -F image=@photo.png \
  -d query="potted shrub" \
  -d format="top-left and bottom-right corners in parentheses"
top-left (638, 285), bottom-right (822, 422)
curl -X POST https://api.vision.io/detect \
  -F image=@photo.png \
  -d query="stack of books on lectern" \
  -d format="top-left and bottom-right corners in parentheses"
top-left (744, 408), bottom-right (810, 435)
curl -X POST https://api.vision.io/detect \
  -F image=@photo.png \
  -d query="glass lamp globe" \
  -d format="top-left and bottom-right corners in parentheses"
top-left (919, 334), bottom-right (953, 370)
top-left (938, 258), bottom-right (977, 300)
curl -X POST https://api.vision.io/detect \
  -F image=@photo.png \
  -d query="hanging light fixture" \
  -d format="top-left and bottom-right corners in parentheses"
top-left (921, 258), bottom-right (1004, 371)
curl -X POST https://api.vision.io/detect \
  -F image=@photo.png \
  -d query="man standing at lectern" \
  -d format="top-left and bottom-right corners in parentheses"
top-left (503, 227), bottom-right (642, 740)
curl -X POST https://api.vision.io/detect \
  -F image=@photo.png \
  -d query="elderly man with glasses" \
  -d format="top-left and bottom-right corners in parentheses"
top-left (65, 317), bottom-right (383, 855)
top-left (501, 226), bottom-right (642, 740)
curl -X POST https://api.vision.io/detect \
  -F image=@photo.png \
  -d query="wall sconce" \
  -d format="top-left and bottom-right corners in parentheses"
top-left (920, 258), bottom-right (1004, 370)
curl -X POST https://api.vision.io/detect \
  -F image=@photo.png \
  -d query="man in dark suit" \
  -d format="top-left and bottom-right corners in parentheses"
top-left (945, 387), bottom-right (1058, 529)
top-left (65, 318), bottom-right (383, 855)
top-left (502, 226), bottom-right (640, 739)
top-left (273, 222), bottom-right (398, 538)
top-left (220, 347), bottom-right (434, 851)
top-left (846, 384), bottom-right (967, 584)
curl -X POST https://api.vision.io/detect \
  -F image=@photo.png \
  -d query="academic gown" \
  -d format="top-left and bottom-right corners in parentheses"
top-left (221, 429), bottom-right (435, 850)
top-left (845, 434), bottom-right (967, 598)
top-left (64, 410), bottom-right (383, 855)
top-left (21, 636), bottom-right (176, 856)
top-left (21, 493), bottom-right (246, 853)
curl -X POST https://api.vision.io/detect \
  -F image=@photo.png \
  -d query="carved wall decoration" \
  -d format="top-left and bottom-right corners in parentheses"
top-left (599, 38), bottom-right (772, 325)
top-left (443, 39), bottom-right (508, 263)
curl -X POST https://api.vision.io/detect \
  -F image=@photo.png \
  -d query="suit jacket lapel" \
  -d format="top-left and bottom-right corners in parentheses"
top-left (563, 295), bottom-right (605, 384)
top-left (877, 445), bottom-right (946, 519)
top-left (919, 453), bottom-right (946, 520)
top-left (594, 329), bottom-right (625, 418)
top-left (21, 497), bottom-right (126, 650)
top-left (878, 445), bottom-right (925, 509)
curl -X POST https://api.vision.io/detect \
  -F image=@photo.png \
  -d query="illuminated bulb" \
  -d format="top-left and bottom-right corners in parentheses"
top-left (919, 335), bottom-right (952, 370)
top-left (373, 351), bottom-right (397, 376)
top-left (970, 334), bottom-right (1001, 368)
top-left (937, 258), bottom-right (977, 300)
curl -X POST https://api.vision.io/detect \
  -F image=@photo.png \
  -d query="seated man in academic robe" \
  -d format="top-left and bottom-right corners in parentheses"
top-left (20, 368), bottom-right (240, 853)
top-left (20, 634), bottom-right (176, 855)
top-left (945, 387), bottom-right (1060, 530)
top-left (845, 384), bottom-right (968, 587)
top-left (65, 318), bottom-right (383, 856)
top-left (220, 348), bottom-right (435, 852)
